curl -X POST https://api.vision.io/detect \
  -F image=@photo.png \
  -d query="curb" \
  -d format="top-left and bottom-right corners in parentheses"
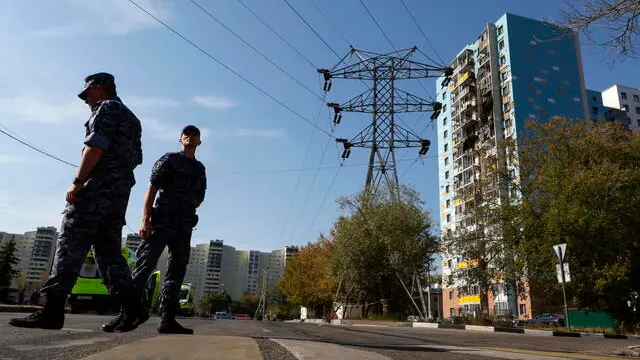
top-left (0, 305), bottom-right (72, 313)
top-left (407, 322), bottom-right (638, 340)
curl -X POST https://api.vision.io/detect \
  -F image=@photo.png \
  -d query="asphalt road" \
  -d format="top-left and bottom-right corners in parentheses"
top-left (0, 313), bottom-right (636, 359)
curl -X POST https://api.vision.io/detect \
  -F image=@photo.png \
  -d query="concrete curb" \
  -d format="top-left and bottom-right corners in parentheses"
top-left (0, 305), bottom-right (72, 313)
top-left (406, 322), bottom-right (638, 340)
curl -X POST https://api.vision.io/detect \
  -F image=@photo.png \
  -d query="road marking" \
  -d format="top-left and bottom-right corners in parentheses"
top-left (262, 328), bottom-right (272, 333)
top-left (272, 338), bottom-right (392, 360)
top-left (485, 347), bottom-right (623, 360)
top-left (10, 337), bottom-right (111, 351)
top-left (78, 335), bottom-right (262, 360)
top-left (61, 327), bottom-right (95, 333)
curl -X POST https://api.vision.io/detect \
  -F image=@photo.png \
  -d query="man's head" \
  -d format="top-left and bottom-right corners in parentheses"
top-left (78, 72), bottom-right (117, 107)
top-left (180, 125), bottom-right (202, 149)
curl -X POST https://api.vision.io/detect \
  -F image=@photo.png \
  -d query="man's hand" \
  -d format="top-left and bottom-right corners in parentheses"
top-left (66, 183), bottom-right (83, 204)
top-left (139, 218), bottom-right (153, 240)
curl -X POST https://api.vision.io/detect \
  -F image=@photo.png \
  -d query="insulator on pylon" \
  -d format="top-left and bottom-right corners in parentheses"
top-left (418, 139), bottom-right (431, 156)
top-left (336, 138), bottom-right (352, 158)
top-left (324, 80), bottom-right (332, 92)
top-left (328, 103), bottom-right (342, 124)
top-left (342, 148), bottom-right (351, 159)
top-left (444, 67), bottom-right (454, 77)
top-left (318, 68), bottom-right (332, 92)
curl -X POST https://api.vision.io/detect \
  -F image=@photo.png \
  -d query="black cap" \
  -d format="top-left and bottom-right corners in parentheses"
top-left (78, 72), bottom-right (116, 100)
top-left (181, 125), bottom-right (201, 136)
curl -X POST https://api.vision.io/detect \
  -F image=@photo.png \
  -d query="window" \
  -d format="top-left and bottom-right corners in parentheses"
top-left (624, 104), bottom-right (630, 112)
top-left (449, 291), bottom-right (453, 300)
top-left (446, 214), bottom-right (451, 222)
top-left (498, 39), bottom-right (505, 50)
top-left (444, 130), bottom-right (448, 138)
top-left (442, 92), bottom-right (446, 100)
top-left (634, 95), bottom-right (639, 102)
top-left (443, 117), bottom-right (448, 126)
top-left (447, 259), bottom-right (452, 268)
top-left (446, 199), bottom-right (451, 207)
top-left (621, 92), bottom-right (628, 100)
top-left (592, 106), bottom-right (599, 115)
top-left (519, 304), bottom-right (527, 316)
top-left (444, 144), bottom-right (448, 152)
top-left (497, 25), bottom-right (503, 35)
top-left (443, 104), bottom-right (447, 112)
top-left (636, 107), bottom-right (640, 115)
top-left (592, 96), bottom-right (597, 102)
top-left (445, 171), bottom-right (449, 179)
top-left (444, 157), bottom-right (449, 165)
top-left (499, 55), bottom-right (506, 65)
top-left (446, 185), bottom-right (450, 193)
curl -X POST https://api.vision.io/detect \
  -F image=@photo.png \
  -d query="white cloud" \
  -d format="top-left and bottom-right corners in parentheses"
top-left (0, 96), bottom-right (86, 124)
top-left (193, 95), bottom-right (239, 109)
top-left (0, 154), bottom-right (28, 164)
top-left (235, 128), bottom-right (284, 138)
top-left (31, 0), bottom-right (172, 38)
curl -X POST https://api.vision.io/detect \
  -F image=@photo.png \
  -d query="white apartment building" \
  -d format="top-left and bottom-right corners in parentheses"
top-left (122, 233), bottom-right (142, 253)
top-left (602, 84), bottom-right (640, 131)
top-left (24, 227), bottom-right (58, 287)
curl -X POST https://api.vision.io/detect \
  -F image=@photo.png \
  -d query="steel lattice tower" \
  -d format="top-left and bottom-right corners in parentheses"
top-left (318, 47), bottom-right (453, 193)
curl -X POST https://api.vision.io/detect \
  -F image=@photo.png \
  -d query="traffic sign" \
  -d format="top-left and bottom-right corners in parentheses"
top-left (553, 243), bottom-right (567, 263)
top-left (556, 263), bottom-right (570, 283)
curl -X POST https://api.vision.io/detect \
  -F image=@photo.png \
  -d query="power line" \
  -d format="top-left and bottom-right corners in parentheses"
top-left (0, 127), bottom-right (78, 168)
top-left (301, 160), bottom-right (344, 242)
top-left (290, 131), bottom-right (335, 239)
top-left (190, 0), bottom-right (324, 102)
top-left (308, 0), bottom-right (352, 48)
top-left (282, 0), bottom-right (342, 59)
top-left (126, 0), bottom-right (333, 138)
top-left (235, 0), bottom-right (318, 69)
top-left (278, 95), bottom-right (328, 242)
top-left (397, 0), bottom-right (446, 66)
top-left (0, 180), bottom-right (67, 210)
top-left (357, 0), bottom-right (397, 51)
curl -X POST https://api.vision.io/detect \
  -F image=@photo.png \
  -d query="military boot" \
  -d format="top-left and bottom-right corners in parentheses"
top-left (158, 307), bottom-right (193, 335)
top-left (8, 293), bottom-right (65, 330)
top-left (112, 290), bottom-right (149, 333)
top-left (101, 307), bottom-right (124, 332)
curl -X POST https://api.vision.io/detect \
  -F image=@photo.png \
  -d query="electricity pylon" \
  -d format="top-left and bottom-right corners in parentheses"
top-left (318, 47), bottom-right (453, 193)
top-left (254, 269), bottom-right (268, 321)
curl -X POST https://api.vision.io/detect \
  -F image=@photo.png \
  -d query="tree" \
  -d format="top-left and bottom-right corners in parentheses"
top-left (198, 291), bottom-right (232, 316)
top-left (266, 282), bottom-right (299, 320)
top-left (331, 185), bottom-right (439, 318)
top-left (563, 0), bottom-right (640, 61)
top-left (515, 117), bottom-right (640, 332)
top-left (280, 237), bottom-right (337, 319)
top-left (454, 117), bottom-right (640, 330)
top-left (232, 293), bottom-right (260, 315)
top-left (0, 236), bottom-right (20, 302)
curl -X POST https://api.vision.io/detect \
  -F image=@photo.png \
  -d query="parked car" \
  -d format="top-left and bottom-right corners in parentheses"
top-left (526, 313), bottom-right (565, 326)
top-left (215, 311), bottom-right (235, 320)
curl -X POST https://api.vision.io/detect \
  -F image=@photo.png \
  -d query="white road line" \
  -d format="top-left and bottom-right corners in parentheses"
top-left (10, 337), bottom-right (111, 351)
top-left (262, 328), bottom-right (272, 333)
top-left (61, 327), bottom-right (95, 333)
top-left (271, 338), bottom-right (392, 360)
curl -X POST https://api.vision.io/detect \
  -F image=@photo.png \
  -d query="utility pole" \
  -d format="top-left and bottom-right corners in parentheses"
top-left (318, 47), bottom-right (452, 194)
top-left (254, 269), bottom-right (268, 321)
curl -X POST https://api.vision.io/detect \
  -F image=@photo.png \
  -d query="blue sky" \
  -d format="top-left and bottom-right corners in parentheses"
top-left (0, 0), bottom-right (637, 252)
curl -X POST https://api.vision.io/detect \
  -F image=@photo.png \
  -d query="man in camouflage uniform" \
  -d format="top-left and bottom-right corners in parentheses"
top-left (9, 73), bottom-right (147, 331)
top-left (103, 125), bottom-right (207, 334)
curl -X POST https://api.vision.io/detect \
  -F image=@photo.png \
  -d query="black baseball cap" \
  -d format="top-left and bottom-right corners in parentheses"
top-left (78, 72), bottom-right (116, 100)
top-left (181, 125), bottom-right (201, 136)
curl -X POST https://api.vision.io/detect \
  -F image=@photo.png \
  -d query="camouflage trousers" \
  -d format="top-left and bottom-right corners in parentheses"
top-left (131, 210), bottom-right (193, 314)
top-left (41, 181), bottom-right (134, 298)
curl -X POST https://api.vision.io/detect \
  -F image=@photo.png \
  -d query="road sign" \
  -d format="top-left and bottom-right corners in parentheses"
top-left (553, 243), bottom-right (567, 263)
top-left (556, 263), bottom-right (570, 283)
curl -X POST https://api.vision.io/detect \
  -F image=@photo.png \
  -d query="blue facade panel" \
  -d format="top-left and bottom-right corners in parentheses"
top-left (499, 13), bottom-right (587, 139)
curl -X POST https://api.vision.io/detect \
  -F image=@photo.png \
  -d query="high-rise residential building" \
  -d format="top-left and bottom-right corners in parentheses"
top-left (587, 89), bottom-right (629, 130)
top-left (601, 85), bottom-right (640, 131)
top-left (184, 243), bottom-right (210, 303)
top-left (220, 245), bottom-right (249, 301)
top-left (437, 13), bottom-right (589, 319)
top-left (204, 239), bottom-right (224, 294)
top-left (24, 227), bottom-right (58, 286)
top-left (122, 233), bottom-right (142, 253)
top-left (283, 246), bottom-right (299, 268)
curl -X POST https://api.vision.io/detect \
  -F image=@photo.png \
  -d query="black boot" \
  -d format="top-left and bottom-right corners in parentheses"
top-left (9, 293), bottom-right (65, 330)
top-left (158, 307), bottom-right (193, 334)
top-left (112, 290), bottom-right (149, 333)
top-left (101, 307), bottom-right (124, 332)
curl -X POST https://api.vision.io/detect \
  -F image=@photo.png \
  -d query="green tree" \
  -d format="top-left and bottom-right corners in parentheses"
top-left (515, 118), bottom-right (640, 332)
top-left (232, 293), bottom-right (260, 315)
top-left (0, 236), bottom-right (20, 302)
top-left (280, 237), bottom-right (337, 319)
top-left (331, 185), bottom-right (439, 318)
top-left (198, 291), bottom-right (232, 316)
top-left (266, 282), bottom-right (299, 320)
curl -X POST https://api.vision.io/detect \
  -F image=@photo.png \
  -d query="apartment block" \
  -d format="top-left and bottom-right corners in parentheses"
top-left (24, 227), bottom-right (58, 287)
top-left (437, 13), bottom-right (589, 319)
top-left (122, 233), bottom-right (142, 253)
top-left (601, 85), bottom-right (640, 131)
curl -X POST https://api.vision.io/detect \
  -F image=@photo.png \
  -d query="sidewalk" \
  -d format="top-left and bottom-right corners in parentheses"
top-left (0, 304), bottom-right (72, 313)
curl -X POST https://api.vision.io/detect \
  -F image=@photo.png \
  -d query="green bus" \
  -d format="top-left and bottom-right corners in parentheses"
top-left (68, 247), bottom-right (161, 314)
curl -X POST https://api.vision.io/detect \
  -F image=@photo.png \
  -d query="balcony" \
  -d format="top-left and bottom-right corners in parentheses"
top-left (457, 72), bottom-right (475, 86)
top-left (460, 99), bottom-right (477, 115)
